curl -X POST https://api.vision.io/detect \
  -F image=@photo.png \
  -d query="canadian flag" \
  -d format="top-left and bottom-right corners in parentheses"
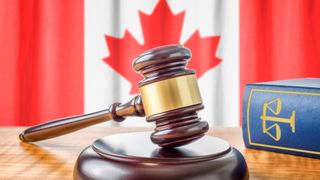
top-left (1, 0), bottom-right (320, 127)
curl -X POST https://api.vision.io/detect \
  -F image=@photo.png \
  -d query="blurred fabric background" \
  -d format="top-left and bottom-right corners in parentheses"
top-left (1, 0), bottom-right (320, 127)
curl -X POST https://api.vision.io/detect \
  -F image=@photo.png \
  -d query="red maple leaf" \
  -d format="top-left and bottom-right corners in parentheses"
top-left (104, 0), bottom-right (221, 94)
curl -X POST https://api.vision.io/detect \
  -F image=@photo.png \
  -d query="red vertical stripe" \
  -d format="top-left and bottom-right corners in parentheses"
top-left (0, 0), bottom-right (84, 126)
top-left (240, 0), bottom-right (320, 125)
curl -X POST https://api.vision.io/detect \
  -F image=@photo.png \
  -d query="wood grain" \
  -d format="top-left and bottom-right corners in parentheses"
top-left (0, 127), bottom-right (319, 179)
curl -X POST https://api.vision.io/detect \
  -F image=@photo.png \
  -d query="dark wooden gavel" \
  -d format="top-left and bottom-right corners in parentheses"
top-left (19, 45), bottom-right (209, 148)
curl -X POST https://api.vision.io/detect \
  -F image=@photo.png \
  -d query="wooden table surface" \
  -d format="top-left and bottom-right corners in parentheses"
top-left (0, 127), bottom-right (319, 179)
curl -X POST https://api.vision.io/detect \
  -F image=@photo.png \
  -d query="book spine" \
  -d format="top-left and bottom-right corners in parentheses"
top-left (242, 84), bottom-right (320, 158)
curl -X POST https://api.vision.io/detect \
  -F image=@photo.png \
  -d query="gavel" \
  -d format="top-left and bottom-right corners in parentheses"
top-left (19, 45), bottom-right (209, 148)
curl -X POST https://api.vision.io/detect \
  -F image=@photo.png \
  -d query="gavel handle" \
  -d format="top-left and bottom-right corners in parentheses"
top-left (19, 95), bottom-right (145, 142)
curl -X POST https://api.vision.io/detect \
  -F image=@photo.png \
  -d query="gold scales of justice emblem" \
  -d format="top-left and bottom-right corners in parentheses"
top-left (260, 98), bottom-right (296, 141)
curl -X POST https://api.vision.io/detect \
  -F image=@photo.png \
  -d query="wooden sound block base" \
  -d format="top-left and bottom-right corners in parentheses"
top-left (74, 132), bottom-right (249, 180)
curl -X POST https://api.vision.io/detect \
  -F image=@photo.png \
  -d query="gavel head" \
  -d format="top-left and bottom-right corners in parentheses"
top-left (133, 45), bottom-right (209, 148)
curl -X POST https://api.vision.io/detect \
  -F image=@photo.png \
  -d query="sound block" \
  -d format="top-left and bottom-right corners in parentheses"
top-left (74, 132), bottom-right (248, 180)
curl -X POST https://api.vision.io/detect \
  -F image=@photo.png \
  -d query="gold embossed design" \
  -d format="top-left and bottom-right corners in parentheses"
top-left (260, 98), bottom-right (296, 141)
top-left (140, 75), bottom-right (202, 117)
top-left (247, 88), bottom-right (320, 155)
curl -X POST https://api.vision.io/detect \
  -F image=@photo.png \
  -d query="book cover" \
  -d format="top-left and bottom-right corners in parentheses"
top-left (242, 78), bottom-right (320, 158)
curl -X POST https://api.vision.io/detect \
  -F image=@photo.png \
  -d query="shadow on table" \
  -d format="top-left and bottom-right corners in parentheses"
top-left (19, 142), bottom-right (73, 176)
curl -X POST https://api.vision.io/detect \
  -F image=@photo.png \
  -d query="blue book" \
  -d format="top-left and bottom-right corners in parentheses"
top-left (242, 78), bottom-right (320, 158)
